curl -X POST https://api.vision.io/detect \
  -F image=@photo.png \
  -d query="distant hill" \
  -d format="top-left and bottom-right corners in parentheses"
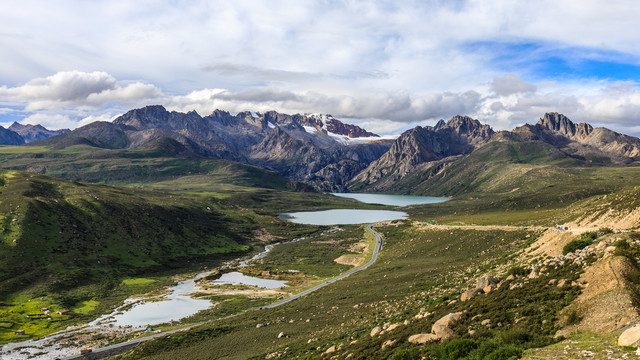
top-left (8, 122), bottom-right (69, 143)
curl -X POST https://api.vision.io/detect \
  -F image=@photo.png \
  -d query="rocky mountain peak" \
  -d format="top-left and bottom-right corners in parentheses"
top-left (444, 115), bottom-right (483, 133)
top-left (538, 112), bottom-right (578, 137)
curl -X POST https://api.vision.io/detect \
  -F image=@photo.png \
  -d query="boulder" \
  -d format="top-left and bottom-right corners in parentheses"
top-left (370, 326), bottom-right (382, 337)
top-left (476, 276), bottom-right (499, 289)
top-left (277, 332), bottom-right (285, 338)
top-left (408, 333), bottom-right (439, 344)
top-left (386, 323), bottom-right (400, 332)
top-left (461, 289), bottom-right (481, 301)
top-left (483, 285), bottom-right (495, 294)
top-left (505, 274), bottom-right (516, 281)
top-left (325, 345), bottom-right (336, 354)
top-left (618, 325), bottom-right (640, 347)
top-left (481, 319), bottom-right (492, 326)
top-left (432, 312), bottom-right (462, 330)
top-left (381, 339), bottom-right (397, 349)
top-left (433, 324), bottom-right (455, 340)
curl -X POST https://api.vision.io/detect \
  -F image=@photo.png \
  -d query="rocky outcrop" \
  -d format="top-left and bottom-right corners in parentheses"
top-left (406, 312), bottom-right (463, 344)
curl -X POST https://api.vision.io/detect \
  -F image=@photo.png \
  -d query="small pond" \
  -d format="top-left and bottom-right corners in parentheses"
top-left (213, 271), bottom-right (287, 289)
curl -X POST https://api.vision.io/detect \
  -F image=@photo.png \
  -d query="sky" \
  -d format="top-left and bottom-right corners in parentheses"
top-left (1, 0), bottom-right (640, 136)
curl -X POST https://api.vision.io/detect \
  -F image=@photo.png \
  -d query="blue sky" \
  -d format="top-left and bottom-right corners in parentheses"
top-left (471, 41), bottom-right (640, 82)
top-left (1, 0), bottom-right (640, 135)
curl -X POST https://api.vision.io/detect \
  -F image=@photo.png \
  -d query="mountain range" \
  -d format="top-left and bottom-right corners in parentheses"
top-left (4, 106), bottom-right (640, 193)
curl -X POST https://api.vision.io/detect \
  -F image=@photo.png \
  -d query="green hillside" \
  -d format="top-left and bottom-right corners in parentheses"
top-left (0, 142), bottom-right (306, 195)
top-left (373, 139), bottom-right (640, 213)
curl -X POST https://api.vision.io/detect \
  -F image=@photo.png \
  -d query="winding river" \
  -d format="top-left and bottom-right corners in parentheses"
top-left (1, 193), bottom-right (447, 359)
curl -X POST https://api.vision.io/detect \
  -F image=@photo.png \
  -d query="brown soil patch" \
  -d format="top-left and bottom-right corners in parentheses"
top-left (334, 255), bottom-right (364, 267)
top-left (570, 207), bottom-right (640, 230)
top-left (349, 242), bottom-right (369, 253)
top-left (557, 255), bottom-right (640, 336)
top-left (527, 229), bottom-right (578, 258)
top-left (252, 228), bottom-right (278, 243)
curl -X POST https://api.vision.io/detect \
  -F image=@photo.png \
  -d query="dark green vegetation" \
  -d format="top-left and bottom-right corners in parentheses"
top-left (114, 226), bottom-right (571, 360)
top-left (562, 229), bottom-right (612, 255)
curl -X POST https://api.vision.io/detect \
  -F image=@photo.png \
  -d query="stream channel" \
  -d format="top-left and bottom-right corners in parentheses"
top-left (1, 193), bottom-right (446, 359)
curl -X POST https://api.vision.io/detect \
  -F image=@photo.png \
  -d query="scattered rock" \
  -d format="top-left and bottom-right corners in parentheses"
top-left (476, 276), bottom-right (499, 289)
top-left (256, 324), bottom-right (264, 328)
top-left (481, 319), bottom-right (492, 326)
top-left (557, 279), bottom-right (567, 287)
top-left (277, 332), bottom-right (285, 339)
top-left (505, 274), bottom-right (516, 281)
top-left (381, 339), bottom-right (397, 349)
top-left (370, 326), bottom-right (382, 337)
top-left (433, 324), bottom-right (455, 340)
top-left (548, 279), bottom-right (557, 285)
top-left (619, 325), bottom-right (640, 347)
top-left (605, 246), bottom-right (617, 254)
top-left (408, 333), bottom-right (439, 344)
top-left (468, 329), bottom-right (476, 336)
top-left (325, 345), bottom-right (336, 354)
top-left (386, 323), bottom-right (400, 332)
top-left (461, 289), bottom-right (481, 301)
top-left (483, 284), bottom-right (495, 294)
top-left (432, 312), bottom-right (462, 329)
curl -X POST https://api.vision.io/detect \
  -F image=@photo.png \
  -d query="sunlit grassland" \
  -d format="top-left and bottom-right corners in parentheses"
top-left (116, 225), bottom-right (557, 360)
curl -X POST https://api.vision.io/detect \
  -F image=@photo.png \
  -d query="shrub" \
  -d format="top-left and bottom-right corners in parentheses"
top-left (440, 338), bottom-right (478, 360)
top-left (506, 266), bottom-right (529, 277)
top-left (483, 346), bottom-right (522, 360)
top-left (566, 310), bottom-right (582, 325)
top-left (389, 348), bottom-right (422, 360)
top-left (562, 239), bottom-right (592, 255)
top-left (500, 328), bottom-right (533, 345)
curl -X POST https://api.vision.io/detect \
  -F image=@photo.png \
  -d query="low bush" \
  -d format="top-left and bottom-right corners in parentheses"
top-left (506, 266), bottom-right (529, 277)
top-left (562, 239), bottom-right (592, 255)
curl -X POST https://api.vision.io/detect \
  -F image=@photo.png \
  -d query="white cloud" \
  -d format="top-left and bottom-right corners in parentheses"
top-left (0, 71), bottom-right (162, 110)
top-left (491, 74), bottom-right (537, 96)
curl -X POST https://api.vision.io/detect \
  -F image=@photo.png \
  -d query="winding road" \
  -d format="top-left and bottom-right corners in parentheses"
top-left (265, 223), bottom-right (383, 308)
top-left (62, 224), bottom-right (384, 359)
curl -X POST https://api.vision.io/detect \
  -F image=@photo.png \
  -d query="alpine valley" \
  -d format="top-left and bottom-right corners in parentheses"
top-left (1, 106), bottom-right (640, 360)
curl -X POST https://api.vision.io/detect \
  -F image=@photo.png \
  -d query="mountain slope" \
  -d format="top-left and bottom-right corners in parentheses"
top-left (34, 106), bottom-right (389, 190)
top-left (0, 126), bottom-right (25, 146)
top-left (513, 112), bottom-right (640, 163)
top-left (350, 115), bottom-right (494, 192)
top-left (0, 169), bottom-right (257, 298)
